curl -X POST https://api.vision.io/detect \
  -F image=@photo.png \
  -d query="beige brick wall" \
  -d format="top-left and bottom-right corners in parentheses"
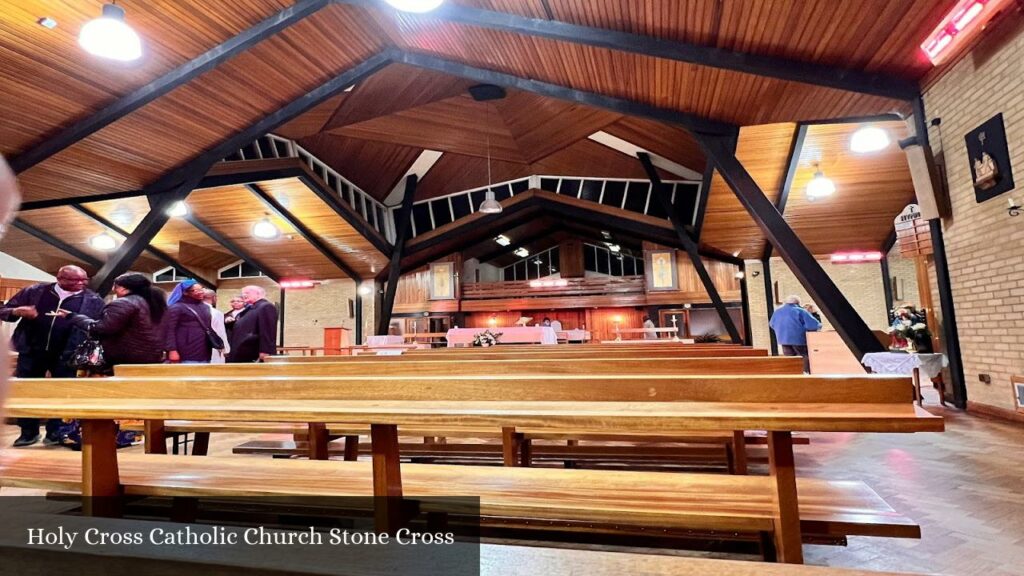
top-left (213, 277), bottom-right (375, 346)
top-left (924, 20), bottom-right (1024, 411)
top-left (886, 246), bottom-right (921, 309)
top-left (746, 257), bottom-right (890, 352)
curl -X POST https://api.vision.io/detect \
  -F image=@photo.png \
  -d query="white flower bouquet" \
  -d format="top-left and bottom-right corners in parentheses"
top-left (472, 330), bottom-right (502, 347)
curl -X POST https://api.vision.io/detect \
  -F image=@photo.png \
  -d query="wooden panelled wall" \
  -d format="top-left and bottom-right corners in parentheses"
top-left (464, 307), bottom-right (646, 342)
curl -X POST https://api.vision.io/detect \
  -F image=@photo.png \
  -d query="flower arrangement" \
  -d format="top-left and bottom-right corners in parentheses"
top-left (472, 330), bottom-right (502, 347)
top-left (887, 305), bottom-right (932, 352)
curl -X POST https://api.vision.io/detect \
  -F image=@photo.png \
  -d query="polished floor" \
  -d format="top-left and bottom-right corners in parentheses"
top-left (3, 387), bottom-right (1022, 575)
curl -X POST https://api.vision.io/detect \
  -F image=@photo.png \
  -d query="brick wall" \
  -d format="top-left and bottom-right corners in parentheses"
top-left (924, 15), bottom-right (1024, 412)
top-left (746, 257), bottom-right (890, 352)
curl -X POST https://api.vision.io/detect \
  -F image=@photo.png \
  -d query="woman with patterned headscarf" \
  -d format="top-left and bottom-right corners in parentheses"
top-left (163, 279), bottom-right (214, 363)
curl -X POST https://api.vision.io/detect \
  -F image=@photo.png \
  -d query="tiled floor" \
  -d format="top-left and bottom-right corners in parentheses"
top-left (3, 387), bottom-right (1022, 575)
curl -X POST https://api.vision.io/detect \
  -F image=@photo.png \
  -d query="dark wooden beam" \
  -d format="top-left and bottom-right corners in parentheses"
top-left (378, 175), bottom-right (417, 335)
top-left (183, 213), bottom-right (280, 283)
top-left (739, 262), bottom-right (753, 346)
top-left (882, 227), bottom-right (898, 254)
top-left (797, 113), bottom-right (905, 126)
top-left (296, 173), bottom-right (392, 257)
top-left (880, 254), bottom-right (894, 324)
top-left (639, 152), bottom-right (742, 344)
top-left (70, 205), bottom-right (216, 289)
top-left (698, 134), bottom-right (884, 360)
top-left (764, 123), bottom-right (808, 260)
top-left (246, 183), bottom-right (362, 281)
top-left (89, 172), bottom-right (206, 295)
top-left (150, 52), bottom-right (392, 193)
top-left (10, 218), bottom-right (102, 269)
top-left (9, 0), bottom-right (330, 174)
top-left (346, 2), bottom-right (918, 100)
top-left (912, 97), bottom-right (966, 409)
top-left (354, 290), bottom-right (364, 345)
top-left (692, 162), bottom-right (716, 240)
top-left (762, 258), bottom-right (779, 355)
top-left (390, 50), bottom-right (736, 136)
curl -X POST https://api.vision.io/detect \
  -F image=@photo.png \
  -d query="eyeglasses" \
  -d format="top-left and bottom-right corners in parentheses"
top-left (58, 276), bottom-right (89, 284)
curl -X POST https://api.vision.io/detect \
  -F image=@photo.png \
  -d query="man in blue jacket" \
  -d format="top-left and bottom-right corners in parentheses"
top-left (769, 295), bottom-right (822, 373)
top-left (0, 265), bottom-right (104, 446)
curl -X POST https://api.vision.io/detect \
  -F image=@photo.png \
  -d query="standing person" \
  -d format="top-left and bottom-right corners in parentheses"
top-left (0, 265), bottom-right (103, 446)
top-left (163, 279), bottom-right (214, 364)
top-left (642, 315), bottom-right (658, 340)
top-left (58, 273), bottom-right (166, 369)
top-left (223, 296), bottom-right (245, 336)
top-left (227, 285), bottom-right (278, 363)
top-left (203, 289), bottom-right (230, 364)
top-left (769, 295), bottom-right (822, 373)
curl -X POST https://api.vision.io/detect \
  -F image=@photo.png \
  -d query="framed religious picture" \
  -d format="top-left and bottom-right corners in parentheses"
top-left (965, 113), bottom-right (1015, 203)
top-left (429, 261), bottom-right (455, 300)
top-left (646, 250), bottom-right (678, 291)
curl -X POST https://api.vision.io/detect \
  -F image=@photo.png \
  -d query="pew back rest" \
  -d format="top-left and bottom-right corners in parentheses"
top-left (114, 356), bottom-right (804, 378)
top-left (267, 348), bottom-right (769, 362)
top-left (12, 374), bottom-right (913, 404)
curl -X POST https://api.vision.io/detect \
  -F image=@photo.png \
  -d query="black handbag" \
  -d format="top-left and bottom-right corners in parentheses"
top-left (184, 306), bottom-right (225, 351)
top-left (69, 338), bottom-right (105, 369)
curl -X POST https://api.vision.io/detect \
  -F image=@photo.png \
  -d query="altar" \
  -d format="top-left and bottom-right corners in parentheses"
top-left (446, 326), bottom-right (559, 347)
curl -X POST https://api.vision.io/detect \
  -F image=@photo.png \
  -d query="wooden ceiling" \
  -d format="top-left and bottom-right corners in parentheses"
top-left (0, 0), bottom-right (951, 276)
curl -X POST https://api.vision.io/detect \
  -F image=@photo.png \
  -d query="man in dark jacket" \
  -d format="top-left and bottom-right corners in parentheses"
top-left (0, 265), bottom-right (103, 446)
top-left (227, 285), bottom-right (278, 363)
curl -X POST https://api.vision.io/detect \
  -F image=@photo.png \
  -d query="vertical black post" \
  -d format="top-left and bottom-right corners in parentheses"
top-left (762, 258), bottom-right (778, 355)
top-left (278, 288), bottom-right (286, 347)
top-left (377, 175), bottom-right (418, 336)
top-left (639, 153), bottom-right (742, 344)
top-left (912, 97), bottom-right (967, 409)
top-left (880, 255), bottom-right (894, 323)
top-left (354, 288), bottom-right (363, 345)
top-left (699, 135), bottom-right (883, 360)
top-left (739, 262), bottom-right (753, 346)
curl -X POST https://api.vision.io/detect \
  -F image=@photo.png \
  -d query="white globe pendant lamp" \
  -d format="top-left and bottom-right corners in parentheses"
top-left (79, 3), bottom-right (142, 62)
top-left (806, 164), bottom-right (836, 201)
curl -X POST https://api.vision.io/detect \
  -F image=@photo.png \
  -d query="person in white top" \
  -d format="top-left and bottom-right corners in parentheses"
top-left (642, 315), bottom-right (658, 340)
top-left (203, 289), bottom-right (231, 364)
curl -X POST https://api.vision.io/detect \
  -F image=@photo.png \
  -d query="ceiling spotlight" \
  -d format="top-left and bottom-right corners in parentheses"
top-left (495, 234), bottom-right (511, 246)
top-left (806, 165), bottom-right (836, 201)
top-left (384, 0), bottom-right (444, 13)
top-left (850, 126), bottom-right (890, 153)
top-left (513, 247), bottom-right (529, 258)
top-left (607, 244), bottom-right (621, 253)
top-left (734, 271), bottom-right (746, 280)
top-left (167, 201), bottom-right (189, 218)
top-left (89, 232), bottom-right (117, 251)
top-left (37, 17), bottom-right (57, 29)
top-left (357, 284), bottom-right (373, 296)
top-left (252, 217), bottom-right (280, 240)
top-left (79, 3), bottom-right (142, 62)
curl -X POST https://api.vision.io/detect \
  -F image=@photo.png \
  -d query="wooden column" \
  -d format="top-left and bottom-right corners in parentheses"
top-left (501, 426), bottom-right (522, 467)
top-left (81, 419), bottom-right (122, 517)
top-left (377, 175), bottom-right (417, 336)
top-left (699, 135), bottom-right (884, 360)
top-left (308, 422), bottom-right (330, 461)
top-left (559, 238), bottom-right (585, 278)
top-left (371, 424), bottom-right (404, 533)
top-left (144, 419), bottom-right (167, 454)
top-left (767, 431), bottom-right (802, 563)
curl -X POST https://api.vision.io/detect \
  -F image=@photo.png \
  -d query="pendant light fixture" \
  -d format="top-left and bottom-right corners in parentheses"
top-left (252, 217), bottom-right (280, 240)
top-left (850, 126), bottom-right (890, 153)
top-left (89, 232), bottom-right (117, 251)
top-left (79, 2), bottom-right (142, 62)
top-left (385, 0), bottom-right (444, 12)
top-left (477, 133), bottom-right (503, 214)
top-left (806, 163), bottom-right (836, 201)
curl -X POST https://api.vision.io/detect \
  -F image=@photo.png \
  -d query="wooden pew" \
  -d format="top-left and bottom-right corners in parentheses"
top-left (118, 356), bottom-right (805, 470)
top-left (4, 373), bottom-right (941, 563)
top-left (267, 347), bottom-right (770, 362)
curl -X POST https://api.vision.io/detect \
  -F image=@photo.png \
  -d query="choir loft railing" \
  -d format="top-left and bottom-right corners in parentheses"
top-left (461, 275), bottom-right (645, 300)
top-left (222, 134), bottom-right (394, 242)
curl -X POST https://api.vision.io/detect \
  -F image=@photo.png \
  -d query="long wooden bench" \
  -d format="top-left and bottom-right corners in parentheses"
top-left (117, 356), bottom-right (805, 471)
top-left (268, 347), bottom-right (770, 361)
top-left (3, 373), bottom-right (941, 563)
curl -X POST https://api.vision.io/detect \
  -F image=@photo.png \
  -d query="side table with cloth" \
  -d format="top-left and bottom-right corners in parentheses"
top-left (367, 335), bottom-right (404, 346)
top-left (861, 352), bottom-right (948, 407)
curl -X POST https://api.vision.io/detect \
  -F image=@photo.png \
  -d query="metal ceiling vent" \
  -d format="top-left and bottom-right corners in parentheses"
top-left (469, 84), bottom-right (506, 101)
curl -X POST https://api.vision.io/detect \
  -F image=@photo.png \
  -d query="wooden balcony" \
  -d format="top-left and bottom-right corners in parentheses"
top-left (462, 276), bottom-right (645, 300)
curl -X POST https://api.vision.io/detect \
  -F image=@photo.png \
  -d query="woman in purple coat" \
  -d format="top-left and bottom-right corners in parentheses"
top-left (163, 279), bottom-right (214, 363)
